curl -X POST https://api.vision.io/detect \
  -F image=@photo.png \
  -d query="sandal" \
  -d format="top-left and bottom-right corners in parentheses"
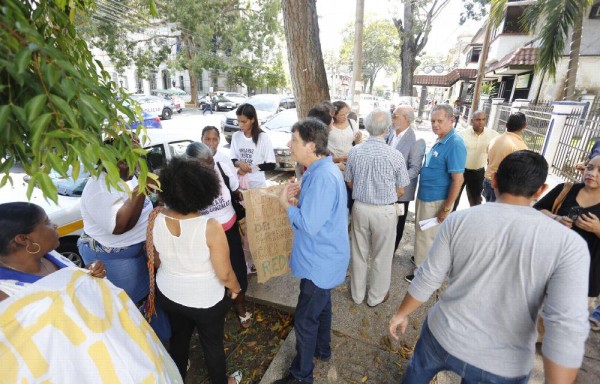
top-left (229, 370), bottom-right (242, 384)
top-left (238, 311), bottom-right (253, 329)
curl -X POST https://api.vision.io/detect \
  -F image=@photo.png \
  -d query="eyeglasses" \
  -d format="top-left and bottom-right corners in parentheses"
top-left (392, 114), bottom-right (402, 119)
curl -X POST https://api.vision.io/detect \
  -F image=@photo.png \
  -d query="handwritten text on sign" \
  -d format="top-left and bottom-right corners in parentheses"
top-left (242, 185), bottom-right (293, 283)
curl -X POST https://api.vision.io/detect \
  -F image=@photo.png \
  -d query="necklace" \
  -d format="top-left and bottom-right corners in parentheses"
top-left (0, 258), bottom-right (51, 275)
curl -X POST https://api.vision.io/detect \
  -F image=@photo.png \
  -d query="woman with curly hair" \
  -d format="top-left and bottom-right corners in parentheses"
top-left (151, 157), bottom-right (242, 383)
top-left (186, 142), bottom-right (252, 329)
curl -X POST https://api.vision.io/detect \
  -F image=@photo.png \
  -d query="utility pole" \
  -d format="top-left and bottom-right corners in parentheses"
top-left (471, 17), bottom-right (492, 113)
top-left (350, 0), bottom-right (364, 115)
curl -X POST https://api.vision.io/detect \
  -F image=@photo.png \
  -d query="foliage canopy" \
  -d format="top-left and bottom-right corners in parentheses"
top-left (1, 0), bottom-right (155, 203)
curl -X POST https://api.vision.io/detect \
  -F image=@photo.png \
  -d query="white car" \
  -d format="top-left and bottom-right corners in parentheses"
top-left (131, 94), bottom-right (174, 120)
top-left (222, 94), bottom-right (295, 142)
top-left (0, 131), bottom-right (197, 266)
top-left (221, 92), bottom-right (247, 106)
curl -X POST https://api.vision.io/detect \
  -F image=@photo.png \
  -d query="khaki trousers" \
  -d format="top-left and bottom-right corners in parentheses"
top-left (414, 199), bottom-right (446, 267)
top-left (350, 201), bottom-right (397, 306)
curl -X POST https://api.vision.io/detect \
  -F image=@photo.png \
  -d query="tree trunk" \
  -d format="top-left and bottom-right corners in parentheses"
top-left (183, 33), bottom-right (198, 106)
top-left (563, 10), bottom-right (583, 101)
top-left (399, 1), bottom-right (415, 96)
top-left (282, 0), bottom-right (329, 118)
top-left (189, 70), bottom-right (198, 106)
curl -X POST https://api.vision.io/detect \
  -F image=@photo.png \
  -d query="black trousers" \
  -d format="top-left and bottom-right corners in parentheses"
top-left (226, 221), bottom-right (247, 292)
top-left (453, 168), bottom-right (485, 210)
top-left (394, 202), bottom-right (410, 252)
top-left (157, 288), bottom-right (231, 383)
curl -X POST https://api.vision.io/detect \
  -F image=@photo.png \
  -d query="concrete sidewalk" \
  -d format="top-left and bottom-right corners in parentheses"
top-left (247, 185), bottom-right (599, 384)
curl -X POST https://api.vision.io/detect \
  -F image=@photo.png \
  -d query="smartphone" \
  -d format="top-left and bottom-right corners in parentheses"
top-left (568, 206), bottom-right (584, 221)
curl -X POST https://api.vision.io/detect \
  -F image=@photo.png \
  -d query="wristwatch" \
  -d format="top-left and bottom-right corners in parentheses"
top-left (442, 207), bottom-right (451, 213)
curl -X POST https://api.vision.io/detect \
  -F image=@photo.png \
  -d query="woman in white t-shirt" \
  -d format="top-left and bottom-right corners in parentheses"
top-left (152, 157), bottom-right (242, 384)
top-left (329, 101), bottom-right (362, 170)
top-left (78, 146), bottom-right (170, 342)
top-left (230, 103), bottom-right (276, 189)
top-left (187, 141), bottom-right (252, 329)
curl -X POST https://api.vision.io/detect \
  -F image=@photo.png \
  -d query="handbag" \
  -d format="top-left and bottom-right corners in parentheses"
top-left (217, 162), bottom-right (246, 220)
top-left (551, 182), bottom-right (574, 214)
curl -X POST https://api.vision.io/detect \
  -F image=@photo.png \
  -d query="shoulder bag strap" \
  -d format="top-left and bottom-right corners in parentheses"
top-left (216, 162), bottom-right (233, 194)
top-left (551, 182), bottom-right (574, 215)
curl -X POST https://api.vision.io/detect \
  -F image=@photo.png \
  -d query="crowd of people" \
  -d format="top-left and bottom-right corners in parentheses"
top-left (1, 99), bottom-right (598, 384)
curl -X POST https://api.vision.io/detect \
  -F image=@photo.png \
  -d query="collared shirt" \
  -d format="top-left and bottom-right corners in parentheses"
top-left (344, 136), bottom-right (410, 205)
top-left (389, 128), bottom-right (407, 149)
top-left (485, 132), bottom-right (528, 180)
top-left (459, 127), bottom-right (499, 170)
top-left (286, 157), bottom-right (350, 289)
top-left (418, 129), bottom-right (467, 202)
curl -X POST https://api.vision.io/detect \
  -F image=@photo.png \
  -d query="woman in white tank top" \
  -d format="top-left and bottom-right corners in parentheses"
top-left (152, 158), bottom-right (242, 384)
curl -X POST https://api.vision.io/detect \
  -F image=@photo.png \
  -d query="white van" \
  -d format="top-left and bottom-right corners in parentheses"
top-left (0, 131), bottom-right (197, 266)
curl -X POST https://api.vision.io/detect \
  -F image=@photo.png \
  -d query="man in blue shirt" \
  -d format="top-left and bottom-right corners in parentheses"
top-left (276, 118), bottom-right (350, 384)
top-left (407, 104), bottom-right (466, 282)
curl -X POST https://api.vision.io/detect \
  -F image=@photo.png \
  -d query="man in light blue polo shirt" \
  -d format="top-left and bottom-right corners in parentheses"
top-left (406, 104), bottom-right (466, 282)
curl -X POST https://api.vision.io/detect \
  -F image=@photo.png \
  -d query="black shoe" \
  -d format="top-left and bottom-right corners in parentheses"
top-left (410, 256), bottom-right (415, 265)
top-left (404, 274), bottom-right (414, 283)
top-left (272, 374), bottom-right (306, 383)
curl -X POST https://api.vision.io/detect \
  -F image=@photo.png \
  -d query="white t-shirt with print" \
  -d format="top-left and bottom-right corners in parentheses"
top-left (230, 131), bottom-right (275, 189)
top-left (199, 164), bottom-right (235, 224)
top-left (80, 173), bottom-right (153, 248)
top-left (214, 150), bottom-right (239, 191)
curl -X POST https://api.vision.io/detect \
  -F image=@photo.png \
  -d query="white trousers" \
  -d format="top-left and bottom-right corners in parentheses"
top-left (350, 201), bottom-right (397, 306)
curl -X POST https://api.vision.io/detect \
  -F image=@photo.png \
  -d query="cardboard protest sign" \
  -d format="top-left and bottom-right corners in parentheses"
top-left (242, 184), bottom-right (293, 283)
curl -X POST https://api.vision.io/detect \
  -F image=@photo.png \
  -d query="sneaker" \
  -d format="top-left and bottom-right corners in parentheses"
top-left (590, 311), bottom-right (600, 331)
top-left (229, 370), bottom-right (242, 384)
top-left (410, 256), bottom-right (415, 265)
top-left (404, 274), bottom-right (414, 283)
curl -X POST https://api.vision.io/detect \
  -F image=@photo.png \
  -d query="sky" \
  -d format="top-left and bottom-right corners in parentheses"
top-left (316, 0), bottom-right (483, 58)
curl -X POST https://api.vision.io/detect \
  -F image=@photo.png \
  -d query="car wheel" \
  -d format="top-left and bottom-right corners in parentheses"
top-left (162, 108), bottom-right (172, 120)
top-left (56, 238), bottom-right (84, 267)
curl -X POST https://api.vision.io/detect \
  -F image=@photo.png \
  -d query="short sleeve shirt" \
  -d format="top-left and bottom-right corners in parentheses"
top-left (418, 129), bottom-right (467, 202)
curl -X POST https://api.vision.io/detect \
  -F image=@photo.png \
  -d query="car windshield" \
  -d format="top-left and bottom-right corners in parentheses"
top-left (263, 109), bottom-right (296, 133)
top-left (247, 97), bottom-right (278, 112)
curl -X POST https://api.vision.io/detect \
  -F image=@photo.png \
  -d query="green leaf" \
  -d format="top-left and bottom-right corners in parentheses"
top-left (49, 94), bottom-right (77, 127)
top-left (0, 105), bottom-right (10, 129)
top-left (15, 48), bottom-right (31, 75)
top-left (80, 94), bottom-right (109, 119)
top-left (31, 113), bottom-right (53, 146)
top-left (25, 94), bottom-right (47, 123)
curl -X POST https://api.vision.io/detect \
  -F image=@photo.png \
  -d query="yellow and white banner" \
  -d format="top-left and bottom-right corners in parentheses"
top-left (0, 268), bottom-right (182, 384)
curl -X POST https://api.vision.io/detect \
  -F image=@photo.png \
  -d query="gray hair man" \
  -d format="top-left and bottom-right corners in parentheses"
top-left (454, 110), bottom-right (499, 208)
top-left (387, 105), bottom-right (426, 255)
top-left (344, 109), bottom-right (410, 307)
top-left (407, 104), bottom-right (466, 283)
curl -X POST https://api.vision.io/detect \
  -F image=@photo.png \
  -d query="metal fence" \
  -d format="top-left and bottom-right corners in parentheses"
top-left (481, 99), bottom-right (491, 117)
top-left (492, 105), bottom-right (511, 132)
top-left (552, 110), bottom-right (600, 182)
top-left (493, 105), bottom-right (552, 153)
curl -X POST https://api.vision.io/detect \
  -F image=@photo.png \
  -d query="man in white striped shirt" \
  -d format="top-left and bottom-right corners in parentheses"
top-left (344, 109), bottom-right (410, 307)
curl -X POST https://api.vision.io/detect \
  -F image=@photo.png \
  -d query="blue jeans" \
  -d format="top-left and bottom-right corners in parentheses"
top-left (482, 178), bottom-right (496, 203)
top-left (404, 321), bottom-right (530, 384)
top-left (290, 279), bottom-right (332, 383)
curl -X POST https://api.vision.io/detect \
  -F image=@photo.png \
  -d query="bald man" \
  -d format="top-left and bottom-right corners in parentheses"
top-left (387, 105), bottom-right (426, 254)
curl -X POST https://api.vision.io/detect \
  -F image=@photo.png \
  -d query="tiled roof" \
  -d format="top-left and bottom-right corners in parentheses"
top-left (413, 68), bottom-right (478, 87)
top-left (486, 47), bottom-right (536, 73)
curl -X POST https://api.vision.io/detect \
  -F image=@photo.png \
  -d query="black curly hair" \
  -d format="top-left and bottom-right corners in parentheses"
top-left (0, 202), bottom-right (45, 256)
top-left (157, 157), bottom-right (221, 214)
